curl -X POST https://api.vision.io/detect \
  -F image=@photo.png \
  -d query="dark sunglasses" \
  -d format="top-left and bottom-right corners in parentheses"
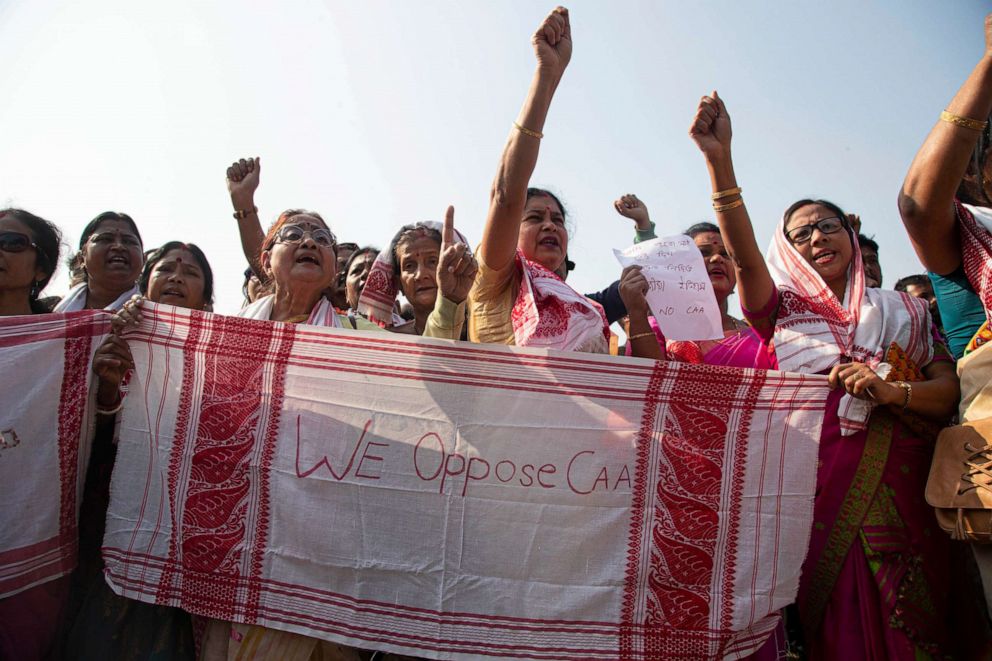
top-left (785, 217), bottom-right (846, 245)
top-left (0, 231), bottom-right (39, 253)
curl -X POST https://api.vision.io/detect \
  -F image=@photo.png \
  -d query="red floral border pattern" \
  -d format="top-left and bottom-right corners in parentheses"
top-left (156, 314), bottom-right (294, 621)
top-left (621, 364), bottom-right (761, 659)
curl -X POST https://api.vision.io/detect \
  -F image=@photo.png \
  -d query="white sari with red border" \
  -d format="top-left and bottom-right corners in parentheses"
top-left (511, 252), bottom-right (610, 354)
top-left (766, 226), bottom-right (933, 435)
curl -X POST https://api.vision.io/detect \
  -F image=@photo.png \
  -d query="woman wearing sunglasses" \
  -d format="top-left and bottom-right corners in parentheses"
top-left (688, 92), bottom-right (962, 658)
top-left (0, 209), bottom-right (65, 661)
top-left (0, 208), bottom-right (62, 316)
top-left (54, 211), bottom-right (144, 312)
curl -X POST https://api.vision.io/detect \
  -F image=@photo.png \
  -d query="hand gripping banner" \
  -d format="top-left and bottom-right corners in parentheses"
top-left (0, 311), bottom-right (107, 598)
top-left (103, 304), bottom-right (827, 660)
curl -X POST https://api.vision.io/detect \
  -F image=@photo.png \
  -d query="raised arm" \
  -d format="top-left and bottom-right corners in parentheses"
top-left (227, 157), bottom-right (265, 277)
top-left (479, 7), bottom-right (571, 272)
top-left (689, 92), bottom-right (777, 331)
top-left (898, 14), bottom-right (992, 275)
top-left (614, 194), bottom-right (657, 243)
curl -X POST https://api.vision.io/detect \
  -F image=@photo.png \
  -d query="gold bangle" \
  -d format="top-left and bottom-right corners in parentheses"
top-left (627, 331), bottom-right (656, 341)
top-left (713, 198), bottom-right (744, 213)
top-left (711, 186), bottom-right (742, 201)
top-left (940, 110), bottom-right (988, 132)
top-left (233, 206), bottom-right (258, 220)
top-left (895, 380), bottom-right (913, 412)
top-left (513, 121), bottom-right (544, 139)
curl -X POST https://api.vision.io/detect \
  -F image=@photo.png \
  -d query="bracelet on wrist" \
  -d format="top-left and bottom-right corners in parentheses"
top-left (233, 206), bottom-right (258, 220)
top-left (713, 198), bottom-right (744, 213)
top-left (627, 331), bottom-right (656, 341)
top-left (512, 121), bottom-right (543, 139)
top-left (96, 395), bottom-right (125, 416)
top-left (711, 186), bottom-right (742, 201)
top-left (893, 380), bottom-right (913, 412)
top-left (940, 110), bottom-right (988, 132)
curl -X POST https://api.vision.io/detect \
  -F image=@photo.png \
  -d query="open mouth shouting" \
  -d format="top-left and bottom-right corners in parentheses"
top-left (707, 265), bottom-right (728, 279)
top-left (812, 249), bottom-right (838, 266)
top-left (295, 253), bottom-right (321, 266)
top-left (106, 253), bottom-right (131, 270)
top-left (159, 286), bottom-right (187, 302)
top-left (538, 235), bottom-right (561, 251)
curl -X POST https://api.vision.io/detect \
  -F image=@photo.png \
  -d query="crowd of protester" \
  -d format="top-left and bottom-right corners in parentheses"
top-left (3, 7), bottom-right (992, 661)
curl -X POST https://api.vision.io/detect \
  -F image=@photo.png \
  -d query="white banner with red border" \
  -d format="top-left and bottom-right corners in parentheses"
top-left (0, 311), bottom-right (107, 598)
top-left (103, 303), bottom-right (826, 660)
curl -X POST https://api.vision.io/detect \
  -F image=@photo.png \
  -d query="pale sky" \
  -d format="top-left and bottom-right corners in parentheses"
top-left (1, 0), bottom-right (988, 314)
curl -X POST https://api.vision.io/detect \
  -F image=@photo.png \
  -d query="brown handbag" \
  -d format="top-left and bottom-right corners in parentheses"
top-left (925, 417), bottom-right (992, 542)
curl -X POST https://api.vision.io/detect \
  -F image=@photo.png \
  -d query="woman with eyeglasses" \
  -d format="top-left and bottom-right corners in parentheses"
top-left (689, 92), bottom-right (961, 659)
top-left (235, 209), bottom-right (377, 329)
top-left (54, 211), bottom-right (144, 312)
top-left (0, 209), bottom-right (63, 316)
top-left (202, 211), bottom-right (399, 660)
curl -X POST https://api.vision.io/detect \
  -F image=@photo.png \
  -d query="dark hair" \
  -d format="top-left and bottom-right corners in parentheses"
top-left (344, 246), bottom-right (380, 277)
top-left (259, 209), bottom-right (336, 259)
top-left (389, 224), bottom-right (442, 277)
top-left (782, 199), bottom-right (852, 249)
top-left (337, 242), bottom-right (359, 254)
top-left (857, 234), bottom-right (879, 254)
top-left (683, 222), bottom-right (720, 238)
top-left (138, 241), bottom-right (214, 307)
top-left (894, 274), bottom-right (932, 293)
top-left (956, 117), bottom-right (992, 206)
top-left (67, 211), bottom-right (144, 284)
top-left (526, 187), bottom-right (572, 236)
top-left (0, 208), bottom-right (63, 313)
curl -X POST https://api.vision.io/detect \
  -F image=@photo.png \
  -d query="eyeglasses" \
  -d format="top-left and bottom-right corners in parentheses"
top-left (785, 217), bottom-right (846, 245)
top-left (0, 231), bottom-right (38, 253)
top-left (274, 225), bottom-right (336, 248)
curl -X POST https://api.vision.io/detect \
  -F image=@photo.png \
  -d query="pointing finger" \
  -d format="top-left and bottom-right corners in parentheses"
top-left (442, 205), bottom-right (455, 246)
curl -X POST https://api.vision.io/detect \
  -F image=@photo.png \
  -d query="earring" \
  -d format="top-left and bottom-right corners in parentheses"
top-left (30, 281), bottom-right (40, 298)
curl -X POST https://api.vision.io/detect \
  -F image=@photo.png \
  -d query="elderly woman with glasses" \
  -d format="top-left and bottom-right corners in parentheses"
top-left (237, 209), bottom-right (376, 329)
top-left (688, 91), bottom-right (962, 659)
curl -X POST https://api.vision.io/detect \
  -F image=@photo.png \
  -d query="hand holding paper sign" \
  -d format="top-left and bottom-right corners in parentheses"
top-left (613, 235), bottom-right (723, 341)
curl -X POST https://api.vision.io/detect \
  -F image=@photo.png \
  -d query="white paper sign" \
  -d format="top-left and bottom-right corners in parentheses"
top-left (614, 235), bottom-right (723, 341)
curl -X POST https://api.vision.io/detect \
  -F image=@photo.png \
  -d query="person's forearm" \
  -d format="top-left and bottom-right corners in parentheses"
top-left (481, 68), bottom-right (559, 271)
top-left (884, 374), bottom-right (960, 422)
top-left (231, 192), bottom-right (265, 275)
top-left (626, 311), bottom-right (663, 360)
top-left (899, 53), bottom-right (992, 272)
top-left (97, 376), bottom-right (121, 408)
top-left (423, 296), bottom-right (466, 340)
top-left (705, 151), bottom-right (776, 321)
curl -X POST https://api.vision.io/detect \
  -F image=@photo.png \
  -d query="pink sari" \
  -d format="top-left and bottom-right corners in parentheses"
top-left (624, 315), bottom-right (778, 370)
top-left (762, 226), bottom-right (961, 658)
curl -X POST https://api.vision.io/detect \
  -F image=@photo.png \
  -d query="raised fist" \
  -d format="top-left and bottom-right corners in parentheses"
top-left (532, 7), bottom-right (572, 77)
top-left (613, 194), bottom-right (652, 231)
top-left (227, 157), bottom-right (261, 205)
top-left (689, 91), bottom-right (732, 160)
